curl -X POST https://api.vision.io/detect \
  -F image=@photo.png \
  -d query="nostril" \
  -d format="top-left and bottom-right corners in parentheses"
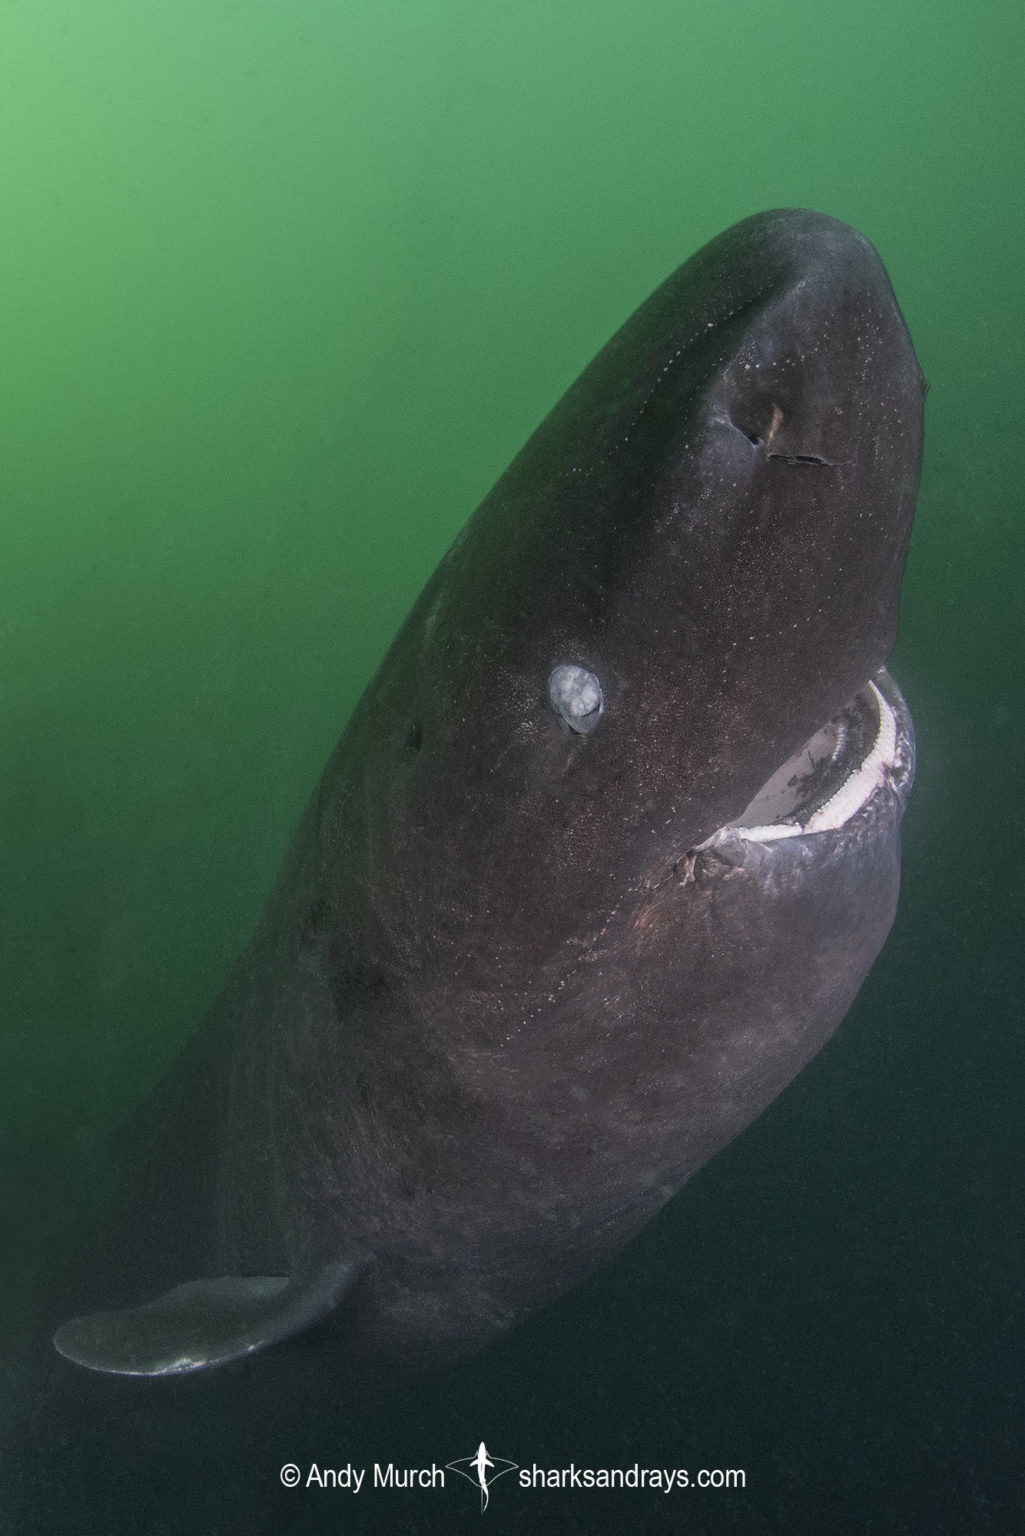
top-left (728, 418), bottom-right (762, 447)
top-left (767, 451), bottom-right (835, 466)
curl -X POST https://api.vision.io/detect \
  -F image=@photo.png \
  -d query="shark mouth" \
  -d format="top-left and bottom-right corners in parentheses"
top-left (719, 668), bottom-right (915, 846)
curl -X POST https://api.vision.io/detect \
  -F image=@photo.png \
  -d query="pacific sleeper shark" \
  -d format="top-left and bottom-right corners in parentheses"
top-left (50, 208), bottom-right (924, 1383)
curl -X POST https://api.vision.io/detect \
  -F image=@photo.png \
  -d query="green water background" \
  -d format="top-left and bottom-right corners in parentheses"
top-left (1, 0), bottom-right (1022, 1530)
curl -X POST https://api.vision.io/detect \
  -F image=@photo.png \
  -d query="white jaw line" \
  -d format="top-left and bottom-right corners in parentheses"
top-left (732, 679), bottom-right (899, 845)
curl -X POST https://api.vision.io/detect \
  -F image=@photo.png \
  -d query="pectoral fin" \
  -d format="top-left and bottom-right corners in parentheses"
top-left (53, 1256), bottom-right (363, 1377)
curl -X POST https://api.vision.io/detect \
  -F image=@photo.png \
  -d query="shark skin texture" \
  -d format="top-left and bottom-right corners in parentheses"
top-left (42, 209), bottom-right (924, 1391)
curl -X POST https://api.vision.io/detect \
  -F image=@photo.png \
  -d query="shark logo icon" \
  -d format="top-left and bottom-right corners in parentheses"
top-left (446, 1441), bottom-right (518, 1512)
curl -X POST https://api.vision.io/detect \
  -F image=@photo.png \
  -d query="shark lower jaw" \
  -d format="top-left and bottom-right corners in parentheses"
top-left (713, 667), bottom-right (915, 848)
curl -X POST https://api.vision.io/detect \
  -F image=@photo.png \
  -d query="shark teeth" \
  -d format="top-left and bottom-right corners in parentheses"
top-left (726, 667), bottom-right (915, 844)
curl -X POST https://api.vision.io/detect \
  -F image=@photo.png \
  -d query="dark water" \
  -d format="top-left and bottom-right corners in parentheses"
top-left (2, 1), bottom-right (1022, 1531)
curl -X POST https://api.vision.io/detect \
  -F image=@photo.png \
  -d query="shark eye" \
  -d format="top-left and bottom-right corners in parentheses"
top-left (548, 665), bottom-right (603, 734)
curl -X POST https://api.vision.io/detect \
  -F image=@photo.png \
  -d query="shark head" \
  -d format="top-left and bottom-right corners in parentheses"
top-left (326, 209), bottom-right (924, 971)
